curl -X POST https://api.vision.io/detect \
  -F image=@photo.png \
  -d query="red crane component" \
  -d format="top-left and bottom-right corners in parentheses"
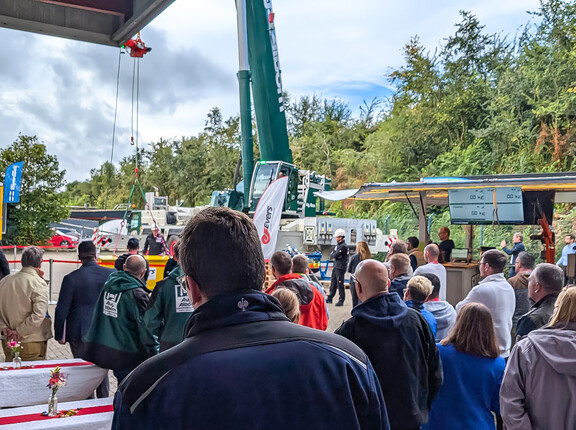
top-left (534, 214), bottom-right (556, 263)
top-left (124, 36), bottom-right (152, 58)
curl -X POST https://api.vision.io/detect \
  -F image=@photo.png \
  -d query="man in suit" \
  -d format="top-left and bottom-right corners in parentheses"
top-left (55, 241), bottom-right (115, 397)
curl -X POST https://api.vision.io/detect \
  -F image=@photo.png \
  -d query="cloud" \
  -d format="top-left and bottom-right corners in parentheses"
top-left (0, 0), bottom-right (543, 183)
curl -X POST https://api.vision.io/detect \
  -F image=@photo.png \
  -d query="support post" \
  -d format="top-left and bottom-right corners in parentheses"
top-left (236, 0), bottom-right (254, 210)
top-left (48, 258), bottom-right (56, 304)
top-left (418, 192), bottom-right (429, 245)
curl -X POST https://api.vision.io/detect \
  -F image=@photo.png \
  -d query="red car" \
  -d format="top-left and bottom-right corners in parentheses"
top-left (49, 230), bottom-right (79, 248)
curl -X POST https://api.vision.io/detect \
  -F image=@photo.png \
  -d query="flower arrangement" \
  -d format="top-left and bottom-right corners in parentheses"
top-left (8, 341), bottom-right (22, 368)
top-left (47, 366), bottom-right (67, 417)
top-left (8, 340), bottom-right (21, 357)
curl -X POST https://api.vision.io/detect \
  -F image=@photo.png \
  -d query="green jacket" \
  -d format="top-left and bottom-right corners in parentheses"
top-left (82, 271), bottom-right (158, 371)
top-left (145, 265), bottom-right (194, 351)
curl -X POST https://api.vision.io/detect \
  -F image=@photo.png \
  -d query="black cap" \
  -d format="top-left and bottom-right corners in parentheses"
top-left (127, 238), bottom-right (140, 250)
top-left (78, 241), bottom-right (97, 258)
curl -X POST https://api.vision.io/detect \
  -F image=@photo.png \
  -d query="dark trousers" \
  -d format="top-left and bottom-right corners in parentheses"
top-left (329, 268), bottom-right (346, 303)
top-left (69, 340), bottom-right (110, 398)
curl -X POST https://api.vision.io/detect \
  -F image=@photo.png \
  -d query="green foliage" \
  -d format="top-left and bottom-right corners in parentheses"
top-left (53, 0), bottom-right (576, 257)
top-left (0, 135), bottom-right (69, 244)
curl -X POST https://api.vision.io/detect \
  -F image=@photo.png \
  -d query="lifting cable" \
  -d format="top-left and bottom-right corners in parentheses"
top-left (105, 34), bottom-right (170, 256)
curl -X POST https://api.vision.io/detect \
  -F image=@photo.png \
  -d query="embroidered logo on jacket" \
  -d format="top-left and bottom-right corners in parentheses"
top-left (237, 298), bottom-right (249, 311)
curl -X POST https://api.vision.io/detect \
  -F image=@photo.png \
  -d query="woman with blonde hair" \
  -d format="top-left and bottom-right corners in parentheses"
top-left (347, 241), bottom-right (371, 307)
top-left (271, 288), bottom-right (300, 323)
top-left (423, 302), bottom-right (505, 430)
top-left (501, 286), bottom-right (576, 430)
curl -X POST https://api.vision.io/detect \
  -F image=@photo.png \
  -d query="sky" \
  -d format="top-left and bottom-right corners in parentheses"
top-left (0, 0), bottom-right (542, 184)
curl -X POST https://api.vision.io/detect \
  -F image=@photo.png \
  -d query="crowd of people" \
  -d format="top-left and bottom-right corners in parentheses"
top-left (0, 216), bottom-right (574, 429)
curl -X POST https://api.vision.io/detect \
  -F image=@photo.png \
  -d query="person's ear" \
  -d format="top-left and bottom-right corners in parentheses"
top-left (186, 275), bottom-right (207, 308)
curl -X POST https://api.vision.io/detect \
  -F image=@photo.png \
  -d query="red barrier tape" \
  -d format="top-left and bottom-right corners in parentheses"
top-left (0, 405), bottom-right (113, 425)
top-left (0, 245), bottom-right (76, 249)
top-left (7, 260), bottom-right (81, 264)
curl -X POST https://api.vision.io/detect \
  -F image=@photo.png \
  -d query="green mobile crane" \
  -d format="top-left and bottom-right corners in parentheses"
top-left (209, 0), bottom-right (385, 258)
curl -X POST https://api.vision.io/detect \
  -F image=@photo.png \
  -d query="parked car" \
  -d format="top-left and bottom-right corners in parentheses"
top-left (49, 230), bottom-right (79, 248)
top-left (57, 227), bottom-right (81, 238)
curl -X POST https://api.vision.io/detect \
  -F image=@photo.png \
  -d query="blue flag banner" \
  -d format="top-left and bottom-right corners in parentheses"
top-left (4, 161), bottom-right (24, 203)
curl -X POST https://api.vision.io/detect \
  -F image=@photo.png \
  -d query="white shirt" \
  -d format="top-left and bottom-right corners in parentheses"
top-left (456, 273), bottom-right (515, 357)
top-left (413, 262), bottom-right (447, 301)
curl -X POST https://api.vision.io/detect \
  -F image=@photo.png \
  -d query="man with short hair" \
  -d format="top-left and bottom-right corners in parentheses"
top-left (413, 244), bottom-right (447, 301)
top-left (508, 251), bottom-right (534, 338)
top-left (83, 255), bottom-right (158, 384)
top-left (336, 260), bottom-right (442, 430)
top-left (0, 246), bottom-right (53, 361)
top-left (501, 232), bottom-right (525, 277)
top-left (456, 249), bottom-right (515, 357)
top-left (388, 253), bottom-right (411, 299)
top-left (115, 238), bottom-right (140, 271)
top-left (438, 227), bottom-right (455, 263)
top-left (266, 251), bottom-right (327, 330)
top-left (115, 237), bottom-right (150, 281)
top-left (113, 207), bottom-right (389, 429)
top-left (145, 242), bottom-right (194, 351)
top-left (327, 229), bottom-right (349, 306)
top-left (384, 240), bottom-right (414, 277)
top-left (291, 254), bottom-right (329, 319)
top-left (404, 276), bottom-right (437, 337)
top-left (423, 273), bottom-right (456, 342)
top-left (407, 236), bottom-right (425, 271)
top-left (55, 241), bottom-right (114, 397)
top-left (516, 263), bottom-right (564, 338)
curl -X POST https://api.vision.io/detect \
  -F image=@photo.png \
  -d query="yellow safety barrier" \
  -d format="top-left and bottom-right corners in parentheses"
top-left (99, 255), bottom-right (170, 290)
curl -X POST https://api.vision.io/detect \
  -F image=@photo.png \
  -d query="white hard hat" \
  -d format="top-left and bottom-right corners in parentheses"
top-left (334, 228), bottom-right (346, 238)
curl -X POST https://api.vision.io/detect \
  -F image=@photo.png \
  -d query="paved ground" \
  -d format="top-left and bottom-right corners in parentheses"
top-left (0, 250), bottom-right (353, 396)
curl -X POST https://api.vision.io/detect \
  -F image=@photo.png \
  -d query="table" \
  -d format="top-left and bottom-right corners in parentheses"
top-left (0, 359), bottom-right (108, 408)
top-left (0, 398), bottom-right (113, 429)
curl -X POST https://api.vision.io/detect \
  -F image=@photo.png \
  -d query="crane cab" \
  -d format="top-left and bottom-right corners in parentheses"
top-left (249, 161), bottom-right (299, 215)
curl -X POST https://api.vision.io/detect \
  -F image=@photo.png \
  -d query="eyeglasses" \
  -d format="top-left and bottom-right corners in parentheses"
top-left (350, 274), bottom-right (357, 283)
top-left (177, 275), bottom-right (187, 291)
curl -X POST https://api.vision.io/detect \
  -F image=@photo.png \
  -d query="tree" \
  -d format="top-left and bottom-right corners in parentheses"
top-left (0, 135), bottom-right (69, 244)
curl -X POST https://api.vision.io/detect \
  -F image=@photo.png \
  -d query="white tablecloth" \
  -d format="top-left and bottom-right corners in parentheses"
top-left (0, 397), bottom-right (113, 429)
top-left (0, 359), bottom-right (108, 407)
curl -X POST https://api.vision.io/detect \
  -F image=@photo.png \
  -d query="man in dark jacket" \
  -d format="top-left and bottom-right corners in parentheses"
top-left (388, 253), bottom-right (411, 299)
top-left (327, 228), bottom-right (349, 306)
top-left (336, 259), bottom-right (442, 430)
top-left (508, 251), bottom-right (534, 339)
top-left (516, 262), bottom-right (564, 339)
top-left (144, 242), bottom-right (193, 351)
top-left (501, 232), bottom-right (525, 277)
top-left (82, 255), bottom-right (158, 384)
top-left (114, 238), bottom-right (140, 271)
top-left (55, 241), bottom-right (114, 397)
top-left (113, 207), bottom-right (389, 430)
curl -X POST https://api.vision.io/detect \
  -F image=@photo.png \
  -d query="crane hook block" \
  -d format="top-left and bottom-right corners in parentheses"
top-left (124, 37), bottom-right (152, 58)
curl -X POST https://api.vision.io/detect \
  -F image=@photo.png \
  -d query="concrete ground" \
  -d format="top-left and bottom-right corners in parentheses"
top-left (0, 249), bottom-right (354, 397)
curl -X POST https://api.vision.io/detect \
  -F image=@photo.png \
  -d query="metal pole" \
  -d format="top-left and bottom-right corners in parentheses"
top-left (12, 245), bottom-right (16, 271)
top-left (236, 0), bottom-right (254, 209)
top-left (48, 258), bottom-right (56, 304)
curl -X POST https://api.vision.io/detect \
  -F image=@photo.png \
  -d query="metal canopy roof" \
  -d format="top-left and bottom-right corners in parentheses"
top-left (350, 172), bottom-right (576, 205)
top-left (0, 0), bottom-right (175, 46)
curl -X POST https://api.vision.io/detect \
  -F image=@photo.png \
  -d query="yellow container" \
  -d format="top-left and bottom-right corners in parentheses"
top-left (98, 255), bottom-right (170, 291)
